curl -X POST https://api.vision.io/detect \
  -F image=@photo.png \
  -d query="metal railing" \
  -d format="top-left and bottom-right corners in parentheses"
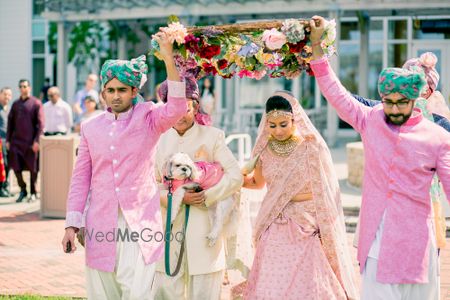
top-left (225, 133), bottom-right (252, 166)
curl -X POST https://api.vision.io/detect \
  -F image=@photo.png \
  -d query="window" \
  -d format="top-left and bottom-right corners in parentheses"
top-left (33, 58), bottom-right (45, 96)
top-left (341, 22), bottom-right (359, 41)
top-left (33, 41), bottom-right (45, 54)
top-left (33, 0), bottom-right (45, 16)
top-left (388, 20), bottom-right (408, 40)
top-left (388, 43), bottom-right (407, 68)
top-left (368, 43), bottom-right (383, 99)
top-left (413, 18), bottom-right (450, 40)
top-left (298, 73), bottom-right (315, 109)
top-left (370, 21), bottom-right (383, 41)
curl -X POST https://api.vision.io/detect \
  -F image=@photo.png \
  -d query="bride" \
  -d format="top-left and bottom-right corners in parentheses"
top-left (241, 91), bottom-right (358, 299)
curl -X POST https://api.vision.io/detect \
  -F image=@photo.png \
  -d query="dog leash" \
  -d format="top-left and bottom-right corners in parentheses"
top-left (164, 178), bottom-right (190, 277)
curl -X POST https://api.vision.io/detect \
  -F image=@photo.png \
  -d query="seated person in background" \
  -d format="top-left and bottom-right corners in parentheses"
top-left (73, 96), bottom-right (103, 133)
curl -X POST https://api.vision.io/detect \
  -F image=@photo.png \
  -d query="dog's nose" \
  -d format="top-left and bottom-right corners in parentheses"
top-left (181, 167), bottom-right (187, 172)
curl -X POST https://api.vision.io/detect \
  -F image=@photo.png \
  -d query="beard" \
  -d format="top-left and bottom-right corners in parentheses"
top-left (385, 112), bottom-right (412, 125)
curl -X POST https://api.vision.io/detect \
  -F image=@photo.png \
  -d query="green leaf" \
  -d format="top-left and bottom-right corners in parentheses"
top-left (208, 37), bottom-right (221, 46)
top-left (168, 15), bottom-right (180, 24)
top-left (246, 57), bottom-right (256, 65)
top-left (252, 30), bottom-right (263, 37)
top-left (179, 44), bottom-right (187, 59)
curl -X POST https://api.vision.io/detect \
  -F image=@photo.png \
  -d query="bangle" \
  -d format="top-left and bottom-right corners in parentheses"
top-left (312, 41), bottom-right (321, 47)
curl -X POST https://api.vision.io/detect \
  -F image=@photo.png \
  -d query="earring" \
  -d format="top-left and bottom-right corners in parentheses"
top-left (291, 125), bottom-right (297, 136)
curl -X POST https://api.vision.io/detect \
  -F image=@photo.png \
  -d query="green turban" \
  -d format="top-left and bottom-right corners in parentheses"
top-left (378, 66), bottom-right (426, 100)
top-left (100, 55), bottom-right (148, 89)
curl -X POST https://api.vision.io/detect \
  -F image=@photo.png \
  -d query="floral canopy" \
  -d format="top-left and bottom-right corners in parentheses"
top-left (149, 16), bottom-right (337, 80)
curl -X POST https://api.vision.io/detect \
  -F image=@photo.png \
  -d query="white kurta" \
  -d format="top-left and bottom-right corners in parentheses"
top-left (362, 211), bottom-right (440, 300)
top-left (85, 208), bottom-right (156, 300)
top-left (43, 99), bottom-right (73, 133)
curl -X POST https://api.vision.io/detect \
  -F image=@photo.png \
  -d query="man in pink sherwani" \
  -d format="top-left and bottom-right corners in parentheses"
top-left (61, 32), bottom-right (187, 299)
top-left (310, 16), bottom-right (450, 300)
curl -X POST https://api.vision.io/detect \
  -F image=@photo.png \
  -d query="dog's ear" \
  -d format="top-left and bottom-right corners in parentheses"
top-left (162, 157), bottom-right (173, 179)
top-left (189, 163), bottom-right (199, 181)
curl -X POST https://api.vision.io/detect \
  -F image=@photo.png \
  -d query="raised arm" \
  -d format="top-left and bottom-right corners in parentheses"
top-left (309, 16), bottom-right (373, 133)
top-left (352, 94), bottom-right (381, 108)
top-left (149, 30), bottom-right (187, 133)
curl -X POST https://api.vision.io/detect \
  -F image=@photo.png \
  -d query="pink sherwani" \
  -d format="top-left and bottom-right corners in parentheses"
top-left (65, 81), bottom-right (187, 272)
top-left (311, 57), bottom-right (450, 284)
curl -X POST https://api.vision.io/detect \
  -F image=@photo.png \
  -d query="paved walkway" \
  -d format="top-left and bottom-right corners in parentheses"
top-left (1, 145), bottom-right (450, 299)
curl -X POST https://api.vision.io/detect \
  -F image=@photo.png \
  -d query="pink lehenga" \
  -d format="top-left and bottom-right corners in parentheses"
top-left (242, 91), bottom-right (359, 300)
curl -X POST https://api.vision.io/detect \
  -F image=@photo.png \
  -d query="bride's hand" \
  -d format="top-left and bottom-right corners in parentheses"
top-left (243, 174), bottom-right (254, 187)
top-left (291, 192), bottom-right (313, 202)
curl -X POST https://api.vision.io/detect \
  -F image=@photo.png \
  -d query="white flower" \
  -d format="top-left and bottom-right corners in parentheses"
top-left (323, 19), bottom-right (336, 46)
top-left (281, 19), bottom-right (305, 43)
top-left (161, 22), bottom-right (188, 45)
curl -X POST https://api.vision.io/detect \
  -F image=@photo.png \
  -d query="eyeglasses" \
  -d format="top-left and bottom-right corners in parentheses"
top-left (19, 85), bottom-right (28, 88)
top-left (381, 100), bottom-right (410, 109)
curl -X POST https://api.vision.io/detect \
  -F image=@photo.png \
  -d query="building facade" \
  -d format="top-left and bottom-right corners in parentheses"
top-left (2, 0), bottom-right (449, 144)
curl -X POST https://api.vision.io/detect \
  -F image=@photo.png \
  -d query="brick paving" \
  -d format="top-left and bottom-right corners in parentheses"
top-left (1, 147), bottom-right (449, 299)
top-left (0, 199), bottom-right (449, 299)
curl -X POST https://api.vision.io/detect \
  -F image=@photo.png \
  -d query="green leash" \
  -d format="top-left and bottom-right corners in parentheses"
top-left (164, 179), bottom-right (190, 277)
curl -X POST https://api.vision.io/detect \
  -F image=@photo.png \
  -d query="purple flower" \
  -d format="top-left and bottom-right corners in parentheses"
top-left (173, 54), bottom-right (200, 78)
top-left (202, 27), bottom-right (224, 38)
top-left (237, 43), bottom-right (260, 57)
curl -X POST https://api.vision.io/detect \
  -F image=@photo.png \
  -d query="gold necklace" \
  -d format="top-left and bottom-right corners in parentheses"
top-left (268, 135), bottom-right (300, 157)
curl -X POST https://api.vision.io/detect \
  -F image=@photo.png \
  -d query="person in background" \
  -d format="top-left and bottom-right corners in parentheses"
top-left (39, 77), bottom-right (51, 104)
top-left (199, 77), bottom-right (216, 116)
top-left (72, 74), bottom-right (99, 117)
top-left (43, 86), bottom-right (73, 136)
top-left (0, 87), bottom-right (12, 197)
top-left (73, 96), bottom-right (103, 133)
top-left (7, 79), bottom-right (44, 203)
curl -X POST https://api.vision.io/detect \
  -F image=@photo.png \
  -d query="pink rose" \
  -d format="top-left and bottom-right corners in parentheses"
top-left (237, 69), bottom-right (253, 78)
top-left (262, 29), bottom-right (287, 50)
top-left (250, 70), bottom-right (267, 80)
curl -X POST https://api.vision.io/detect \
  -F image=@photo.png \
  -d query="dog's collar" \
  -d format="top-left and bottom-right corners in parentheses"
top-left (164, 176), bottom-right (174, 182)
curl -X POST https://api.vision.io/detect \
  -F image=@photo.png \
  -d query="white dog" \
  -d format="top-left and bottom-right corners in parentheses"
top-left (163, 152), bottom-right (234, 246)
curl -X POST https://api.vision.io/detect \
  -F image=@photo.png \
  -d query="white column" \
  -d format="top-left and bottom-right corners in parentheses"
top-left (118, 36), bottom-right (127, 60)
top-left (214, 76), bottom-right (223, 127)
top-left (233, 76), bottom-right (241, 133)
top-left (358, 11), bottom-right (369, 98)
top-left (326, 10), bottom-right (341, 147)
top-left (57, 21), bottom-right (69, 101)
top-left (291, 76), bottom-right (300, 102)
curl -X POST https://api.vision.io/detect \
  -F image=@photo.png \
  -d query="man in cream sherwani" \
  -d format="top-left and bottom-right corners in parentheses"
top-left (152, 76), bottom-right (243, 300)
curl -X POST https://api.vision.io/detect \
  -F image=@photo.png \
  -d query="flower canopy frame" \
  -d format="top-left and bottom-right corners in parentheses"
top-left (149, 17), bottom-right (336, 80)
